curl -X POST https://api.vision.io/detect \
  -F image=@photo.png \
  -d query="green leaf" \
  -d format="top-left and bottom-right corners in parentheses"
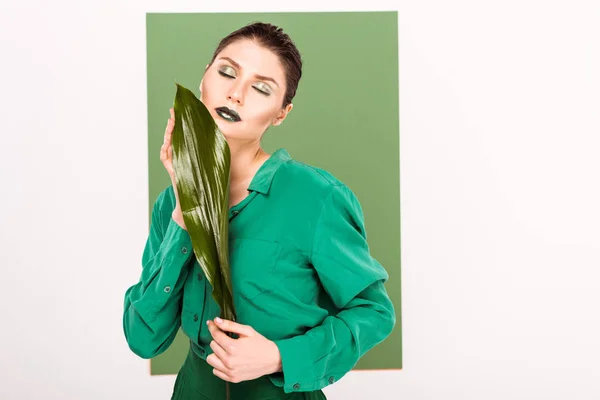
top-left (171, 83), bottom-right (236, 322)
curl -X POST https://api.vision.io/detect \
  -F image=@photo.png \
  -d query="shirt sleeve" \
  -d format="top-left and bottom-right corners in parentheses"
top-left (269, 184), bottom-right (397, 393)
top-left (123, 186), bottom-right (194, 359)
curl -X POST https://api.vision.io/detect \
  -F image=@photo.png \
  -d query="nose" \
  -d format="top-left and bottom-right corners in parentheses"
top-left (227, 82), bottom-right (244, 106)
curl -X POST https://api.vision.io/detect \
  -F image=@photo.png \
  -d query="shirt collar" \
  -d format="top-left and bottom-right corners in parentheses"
top-left (248, 148), bottom-right (291, 194)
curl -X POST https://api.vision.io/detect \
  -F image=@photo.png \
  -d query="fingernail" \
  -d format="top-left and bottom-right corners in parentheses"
top-left (215, 317), bottom-right (223, 324)
top-left (206, 320), bottom-right (210, 326)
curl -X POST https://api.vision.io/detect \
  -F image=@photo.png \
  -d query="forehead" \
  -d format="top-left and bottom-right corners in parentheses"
top-left (216, 39), bottom-right (286, 82)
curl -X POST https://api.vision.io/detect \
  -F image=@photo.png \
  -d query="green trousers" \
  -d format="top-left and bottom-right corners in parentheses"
top-left (171, 342), bottom-right (327, 400)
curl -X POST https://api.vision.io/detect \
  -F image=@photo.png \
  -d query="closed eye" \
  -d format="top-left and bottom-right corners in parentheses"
top-left (218, 68), bottom-right (271, 96)
top-left (218, 70), bottom-right (234, 79)
top-left (253, 87), bottom-right (270, 96)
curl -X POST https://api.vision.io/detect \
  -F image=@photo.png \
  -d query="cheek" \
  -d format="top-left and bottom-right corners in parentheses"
top-left (200, 71), bottom-right (226, 103)
top-left (245, 96), bottom-right (280, 125)
top-left (200, 79), bottom-right (224, 118)
top-left (246, 108), bottom-right (276, 129)
top-left (200, 79), bottom-right (215, 105)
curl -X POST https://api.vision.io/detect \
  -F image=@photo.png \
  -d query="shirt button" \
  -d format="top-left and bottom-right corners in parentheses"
top-left (163, 285), bottom-right (171, 293)
top-left (328, 376), bottom-right (335, 384)
top-left (232, 210), bottom-right (239, 216)
top-left (197, 273), bottom-right (203, 281)
top-left (181, 246), bottom-right (188, 254)
top-left (200, 348), bottom-right (206, 356)
top-left (293, 383), bottom-right (300, 390)
top-left (193, 314), bottom-right (198, 322)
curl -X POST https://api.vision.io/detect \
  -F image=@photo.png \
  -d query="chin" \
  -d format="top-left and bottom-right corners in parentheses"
top-left (215, 121), bottom-right (235, 137)
top-left (214, 119), bottom-right (244, 137)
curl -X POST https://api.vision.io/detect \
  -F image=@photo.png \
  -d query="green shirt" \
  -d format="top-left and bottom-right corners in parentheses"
top-left (123, 148), bottom-right (396, 393)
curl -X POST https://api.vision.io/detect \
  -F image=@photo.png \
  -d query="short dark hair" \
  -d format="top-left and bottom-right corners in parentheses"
top-left (209, 22), bottom-right (303, 108)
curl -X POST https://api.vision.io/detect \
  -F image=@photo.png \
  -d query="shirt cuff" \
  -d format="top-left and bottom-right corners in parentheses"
top-left (164, 217), bottom-right (192, 248)
top-left (269, 334), bottom-right (332, 393)
top-left (138, 218), bottom-right (193, 322)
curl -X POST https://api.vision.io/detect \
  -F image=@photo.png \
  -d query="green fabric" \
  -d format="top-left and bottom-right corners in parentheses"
top-left (172, 342), bottom-right (327, 399)
top-left (123, 148), bottom-right (396, 393)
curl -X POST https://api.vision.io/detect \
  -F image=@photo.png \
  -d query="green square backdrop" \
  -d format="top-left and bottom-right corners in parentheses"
top-left (146, 11), bottom-right (401, 374)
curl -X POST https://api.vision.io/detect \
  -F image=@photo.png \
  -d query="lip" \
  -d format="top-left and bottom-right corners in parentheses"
top-left (215, 106), bottom-right (242, 122)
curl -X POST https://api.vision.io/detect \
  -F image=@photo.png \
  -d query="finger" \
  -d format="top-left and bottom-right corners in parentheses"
top-left (214, 318), bottom-right (255, 337)
top-left (166, 121), bottom-right (174, 141)
top-left (207, 320), bottom-right (236, 352)
top-left (166, 126), bottom-right (174, 155)
top-left (209, 340), bottom-right (229, 366)
top-left (164, 118), bottom-right (172, 138)
top-left (162, 124), bottom-right (170, 159)
top-left (162, 142), bottom-right (172, 170)
top-left (206, 353), bottom-right (229, 373)
top-left (165, 129), bottom-right (172, 156)
top-left (160, 136), bottom-right (168, 161)
top-left (212, 367), bottom-right (235, 383)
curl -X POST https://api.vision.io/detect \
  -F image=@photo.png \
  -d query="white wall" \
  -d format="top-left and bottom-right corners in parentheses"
top-left (1, 0), bottom-right (599, 399)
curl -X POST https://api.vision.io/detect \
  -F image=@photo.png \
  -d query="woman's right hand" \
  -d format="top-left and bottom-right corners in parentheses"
top-left (161, 108), bottom-right (187, 231)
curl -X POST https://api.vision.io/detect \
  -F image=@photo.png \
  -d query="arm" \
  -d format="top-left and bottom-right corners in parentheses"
top-left (123, 187), bottom-right (193, 359)
top-left (270, 184), bottom-right (396, 392)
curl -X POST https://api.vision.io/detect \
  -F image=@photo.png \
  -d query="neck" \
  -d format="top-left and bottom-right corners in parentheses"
top-left (227, 141), bottom-right (268, 184)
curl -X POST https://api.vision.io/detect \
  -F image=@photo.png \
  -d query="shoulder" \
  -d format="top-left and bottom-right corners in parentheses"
top-left (272, 157), bottom-right (363, 221)
top-left (274, 158), bottom-right (349, 196)
top-left (276, 161), bottom-right (370, 247)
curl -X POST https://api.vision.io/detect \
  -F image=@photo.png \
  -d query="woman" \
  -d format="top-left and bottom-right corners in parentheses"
top-left (123, 22), bottom-right (396, 399)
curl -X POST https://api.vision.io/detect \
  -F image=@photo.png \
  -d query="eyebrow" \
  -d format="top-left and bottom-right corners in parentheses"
top-left (218, 57), bottom-right (280, 87)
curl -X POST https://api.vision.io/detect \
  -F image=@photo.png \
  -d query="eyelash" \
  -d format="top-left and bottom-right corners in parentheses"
top-left (218, 70), bottom-right (270, 96)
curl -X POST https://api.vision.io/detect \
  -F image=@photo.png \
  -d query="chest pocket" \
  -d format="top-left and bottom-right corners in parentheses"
top-left (229, 238), bottom-right (282, 301)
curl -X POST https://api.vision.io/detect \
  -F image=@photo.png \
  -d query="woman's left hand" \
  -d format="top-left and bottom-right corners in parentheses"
top-left (206, 317), bottom-right (282, 383)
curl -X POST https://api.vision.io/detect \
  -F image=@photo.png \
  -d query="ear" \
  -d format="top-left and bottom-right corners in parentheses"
top-left (272, 103), bottom-right (293, 127)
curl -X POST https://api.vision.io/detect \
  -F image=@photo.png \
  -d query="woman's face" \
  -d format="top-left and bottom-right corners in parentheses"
top-left (199, 39), bottom-right (293, 143)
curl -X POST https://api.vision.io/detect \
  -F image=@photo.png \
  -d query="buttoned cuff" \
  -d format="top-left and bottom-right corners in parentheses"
top-left (268, 334), bottom-right (337, 393)
top-left (138, 218), bottom-right (193, 323)
top-left (164, 217), bottom-right (193, 247)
